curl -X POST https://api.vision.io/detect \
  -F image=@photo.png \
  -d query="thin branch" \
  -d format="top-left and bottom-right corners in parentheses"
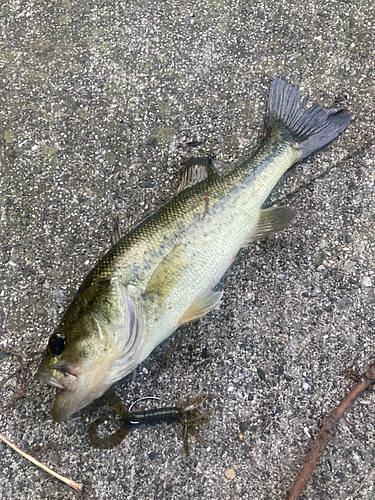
top-left (1, 347), bottom-right (42, 410)
top-left (153, 332), bottom-right (183, 387)
top-left (0, 432), bottom-right (83, 492)
top-left (282, 141), bottom-right (373, 204)
top-left (285, 363), bottom-right (375, 500)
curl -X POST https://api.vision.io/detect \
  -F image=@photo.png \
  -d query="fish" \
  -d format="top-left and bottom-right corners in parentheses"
top-left (35, 78), bottom-right (351, 421)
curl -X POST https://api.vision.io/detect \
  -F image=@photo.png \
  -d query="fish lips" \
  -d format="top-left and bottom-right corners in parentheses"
top-left (52, 390), bottom-right (81, 422)
top-left (36, 360), bottom-right (110, 421)
top-left (34, 361), bottom-right (79, 392)
top-left (51, 376), bottom-right (111, 422)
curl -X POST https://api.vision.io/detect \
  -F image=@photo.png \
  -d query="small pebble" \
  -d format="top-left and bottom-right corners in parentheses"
top-left (224, 467), bottom-right (236, 480)
top-left (344, 259), bottom-right (356, 272)
top-left (363, 276), bottom-right (372, 287)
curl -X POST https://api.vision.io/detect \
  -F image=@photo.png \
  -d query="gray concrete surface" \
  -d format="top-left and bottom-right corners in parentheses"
top-left (1, 1), bottom-right (375, 499)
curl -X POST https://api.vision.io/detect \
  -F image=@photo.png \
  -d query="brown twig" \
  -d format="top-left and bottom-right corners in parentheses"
top-left (285, 363), bottom-right (375, 500)
top-left (1, 347), bottom-right (27, 409)
top-left (1, 347), bottom-right (42, 410)
top-left (0, 433), bottom-right (83, 492)
top-left (153, 333), bottom-right (183, 387)
top-left (30, 442), bottom-right (71, 467)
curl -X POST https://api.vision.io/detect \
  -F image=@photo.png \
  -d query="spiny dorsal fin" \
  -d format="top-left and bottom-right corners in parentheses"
top-left (111, 216), bottom-right (122, 245)
top-left (177, 157), bottom-right (219, 194)
top-left (145, 244), bottom-right (187, 304)
top-left (179, 289), bottom-right (223, 325)
top-left (243, 206), bottom-right (295, 246)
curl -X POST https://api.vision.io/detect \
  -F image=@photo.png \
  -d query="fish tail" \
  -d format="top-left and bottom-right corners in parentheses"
top-left (266, 78), bottom-right (351, 159)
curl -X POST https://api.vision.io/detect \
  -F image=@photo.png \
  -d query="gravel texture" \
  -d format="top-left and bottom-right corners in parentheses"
top-left (1, 1), bottom-right (375, 499)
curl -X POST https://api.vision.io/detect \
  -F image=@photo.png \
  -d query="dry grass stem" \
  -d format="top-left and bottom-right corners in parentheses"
top-left (0, 432), bottom-right (83, 492)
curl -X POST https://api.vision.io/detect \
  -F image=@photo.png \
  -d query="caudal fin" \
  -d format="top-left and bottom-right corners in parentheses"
top-left (266, 78), bottom-right (351, 158)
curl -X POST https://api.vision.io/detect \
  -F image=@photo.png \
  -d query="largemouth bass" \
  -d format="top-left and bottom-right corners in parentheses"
top-left (35, 78), bottom-right (351, 421)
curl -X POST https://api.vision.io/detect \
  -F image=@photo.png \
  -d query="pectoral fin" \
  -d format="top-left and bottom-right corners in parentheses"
top-left (179, 289), bottom-right (223, 325)
top-left (145, 244), bottom-right (187, 304)
top-left (242, 206), bottom-right (295, 247)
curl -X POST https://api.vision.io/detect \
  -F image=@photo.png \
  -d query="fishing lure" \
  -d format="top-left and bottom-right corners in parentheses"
top-left (88, 393), bottom-right (215, 456)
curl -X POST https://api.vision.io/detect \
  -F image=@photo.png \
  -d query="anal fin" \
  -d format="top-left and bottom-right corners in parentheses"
top-left (243, 206), bottom-right (295, 247)
top-left (179, 289), bottom-right (223, 325)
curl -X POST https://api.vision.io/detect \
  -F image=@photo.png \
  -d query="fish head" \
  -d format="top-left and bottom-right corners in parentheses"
top-left (35, 278), bottom-right (145, 421)
top-left (35, 320), bottom-right (115, 422)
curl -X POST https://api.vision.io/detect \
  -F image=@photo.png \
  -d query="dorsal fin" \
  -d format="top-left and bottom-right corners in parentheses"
top-left (177, 157), bottom-right (219, 194)
top-left (111, 216), bottom-right (122, 245)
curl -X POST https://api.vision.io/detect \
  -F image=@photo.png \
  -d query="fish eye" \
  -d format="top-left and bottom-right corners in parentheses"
top-left (48, 333), bottom-right (66, 355)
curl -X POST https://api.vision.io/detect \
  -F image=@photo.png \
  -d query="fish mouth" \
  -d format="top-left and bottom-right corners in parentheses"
top-left (34, 361), bottom-right (79, 392)
top-left (35, 372), bottom-right (67, 390)
top-left (35, 360), bottom-right (110, 421)
top-left (51, 375), bottom-right (111, 422)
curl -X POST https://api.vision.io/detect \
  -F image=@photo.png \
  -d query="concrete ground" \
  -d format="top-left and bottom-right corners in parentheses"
top-left (1, 1), bottom-right (375, 499)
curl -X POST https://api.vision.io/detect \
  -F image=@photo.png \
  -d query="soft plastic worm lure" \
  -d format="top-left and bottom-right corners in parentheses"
top-left (88, 394), bottom-right (215, 456)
